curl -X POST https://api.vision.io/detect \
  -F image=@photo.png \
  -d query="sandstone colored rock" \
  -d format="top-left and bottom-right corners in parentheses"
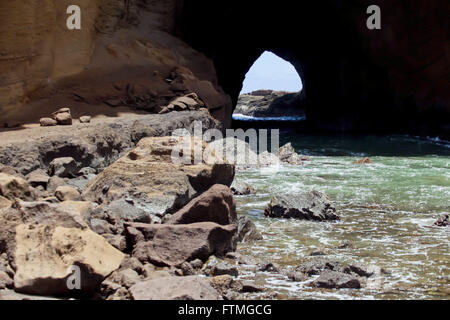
top-left (0, 196), bottom-right (12, 210)
top-left (48, 157), bottom-right (78, 178)
top-left (353, 157), bottom-right (373, 164)
top-left (26, 169), bottom-right (50, 188)
top-left (14, 224), bottom-right (124, 295)
top-left (130, 275), bottom-right (220, 300)
top-left (79, 116), bottom-right (91, 123)
top-left (83, 137), bottom-right (234, 221)
top-left (0, 173), bottom-right (34, 201)
top-left (126, 222), bottom-right (237, 267)
top-left (55, 186), bottom-right (81, 201)
top-left (40, 118), bottom-right (57, 127)
top-left (264, 191), bottom-right (340, 221)
top-left (54, 112), bottom-right (72, 125)
top-left (165, 184), bottom-right (236, 225)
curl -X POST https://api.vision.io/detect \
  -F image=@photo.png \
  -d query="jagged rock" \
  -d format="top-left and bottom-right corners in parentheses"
top-left (40, 118), bottom-right (57, 127)
top-left (237, 216), bottom-right (263, 242)
top-left (13, 224), bottom-right (124, 295)
top-left (83, 136), bottom-right (234, 222)
top-left (311, 270), bottom-right (361, 289)
top-left (165, 184), bottom-right (236, 225)
top-left (103, 198), bottom-right (152, 234)
top-left (55, 186), bottom-right (81, 201)
top-left (130, 275), bottom-right (220, 300)
top-left (160, 93), bottom-right (205, 113)
top-left (277, 143), bottom-right (303, 165)
top-left (264, 190), bottom-right (340, 221)
top-left (26, 169), bottom-right (50, 188)
top-left (0, 173), bottom-right (34, 201)
top-left (230, 180), bottom-right (255, 195)
top-left (180, 262), bottom-right (196, 276)
top-left (126, 222), bottom-right (237, 267)
top-left (48, 157), bottom-right (77, 178)
top-left (79, 116), bottom-right (91, 123)
top-left (434, 214), bottom-right (449, 227)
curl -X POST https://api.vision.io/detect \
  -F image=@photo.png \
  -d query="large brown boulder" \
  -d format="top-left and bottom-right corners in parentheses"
top-left (14, 224), bottom-right (124, 295)
top-left (126, 222), bottom-right (237, 267)
top-left (83, 137), bottom-right (234, 222)
top-left (165, 184), bottom-right (236, 225)
top-left (130, 275), bottom-right (220, 300)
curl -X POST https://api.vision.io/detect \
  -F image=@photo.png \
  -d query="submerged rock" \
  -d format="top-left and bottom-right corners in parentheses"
top-left (311, 270), bottom-right (361, 289)
top-left (264, 190), bottom-right (340, 221)
top-left (434, 214), bottom-right (449, 227)
top-left (353, 157), bottom-right (373, 164)
top-left (237, 216), bottom-right (263, 242)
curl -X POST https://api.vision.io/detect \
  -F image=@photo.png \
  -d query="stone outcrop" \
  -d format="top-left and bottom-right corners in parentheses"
top-left (83, 136), bottom-right (234, 221)
top-left (126, 222), bottom-right (237, 267)
top-left (264, 191), bottom-right (340, 221)
top-left (130, 276), bottom-right (220, 300)
top-left (165, 184), bottom-right (236, 225)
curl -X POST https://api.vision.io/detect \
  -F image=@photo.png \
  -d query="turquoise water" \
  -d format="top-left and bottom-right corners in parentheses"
top-left (235, 134), bottom-right (450, 299)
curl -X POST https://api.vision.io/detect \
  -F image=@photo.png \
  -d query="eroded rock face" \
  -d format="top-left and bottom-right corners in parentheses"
top-left (165, 184), bottom-right (236, 225)
top-left (264, 191), bottom-right (340, 221)
top-left (14, 224), bottom-right (124, 295)
top-left (130, 276), bottom-right (220, 300)
top-left (126, 222), bottom-right (237, 267)
top-left (83, 136), bottom-right (234, 221)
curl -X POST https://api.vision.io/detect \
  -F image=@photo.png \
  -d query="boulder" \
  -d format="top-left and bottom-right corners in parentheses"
top-left (103, 199), bottom-right (152, 234)
top-left (126, 222), bottom-right (237, 267)
top-left (0, 173), bottom-right (34, 201)
top-left (79, 116), bottom-right (91, 124)
top-left (107, 268), bottom-right (141, 289)
top-left (52, 108), bottom-right (72, 125)
top-left (83, 136), bottom-right (234, 221)
top-left (277, 143), bottom-right (303, 165)
top-left (26, 169), bottom-right (50, 188)
top-left (130, 275), bottom-right (220, 300)
top-left (311, 270), bottom-right (361, 289)
top-left (264, 191), bottom-right (340, 221)
top-left (55, 186), bottom-right (81, 201)
top-left (48, 157), bottom-right (78, 178)
top-left (40, 118), bottom-right (57, 127)
top-left (13, 224), bottom-right (124, 295)
top-left (165, 184), bottom-right (236, 225)
top-left (230, 180), bottom-right (255, 195)
top-left (237, 216), bottom-right (263, 242)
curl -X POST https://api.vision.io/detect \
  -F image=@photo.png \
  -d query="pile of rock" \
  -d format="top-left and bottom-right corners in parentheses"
top-left (158, 93), bottom-right (206, 114)
top-left (40, 108), bottom-right (91, 127)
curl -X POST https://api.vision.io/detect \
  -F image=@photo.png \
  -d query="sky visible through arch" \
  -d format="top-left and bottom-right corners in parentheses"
top-left (240, 51), bottom-right (303, 94)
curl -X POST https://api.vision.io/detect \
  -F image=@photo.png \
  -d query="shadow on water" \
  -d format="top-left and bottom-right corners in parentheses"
top-left (232, 118), bottom-right (450, 157)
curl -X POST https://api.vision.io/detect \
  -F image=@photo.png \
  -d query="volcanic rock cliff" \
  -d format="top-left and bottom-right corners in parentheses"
top-left (0, 0), bottom-right (449, 136)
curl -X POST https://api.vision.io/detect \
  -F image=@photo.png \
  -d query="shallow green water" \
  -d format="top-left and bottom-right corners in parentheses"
top-left (235, 134), bottom-right (450, 299)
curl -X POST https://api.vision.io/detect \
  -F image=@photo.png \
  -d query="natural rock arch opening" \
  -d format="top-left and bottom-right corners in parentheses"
top-left (233, 51), bottom-right (306, 120)
top-left (177, 0), bottom-right (449, 136)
